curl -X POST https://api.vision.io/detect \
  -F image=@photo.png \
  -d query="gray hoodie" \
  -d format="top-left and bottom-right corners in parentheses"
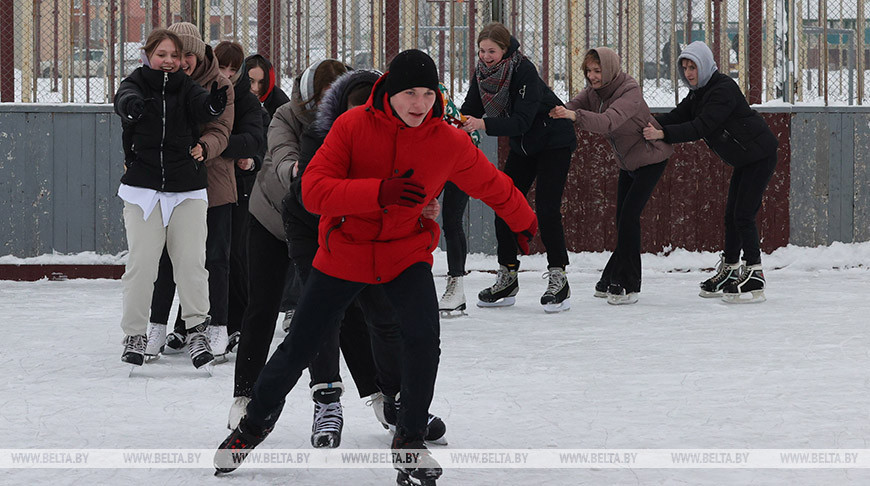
top-left (677, 41), bottom-right (718, 90)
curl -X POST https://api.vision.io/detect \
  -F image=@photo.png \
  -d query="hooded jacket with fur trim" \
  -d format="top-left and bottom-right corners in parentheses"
top-left (302, 73), bottom-right (537, 284)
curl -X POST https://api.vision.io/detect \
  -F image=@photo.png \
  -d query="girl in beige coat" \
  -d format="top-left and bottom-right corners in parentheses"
top-left (550, 47), bottom-right (672, 305)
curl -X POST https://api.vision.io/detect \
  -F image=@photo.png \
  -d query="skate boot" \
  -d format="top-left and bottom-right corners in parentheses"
top-left (214, 415), bottom-right (273, 475)
top-left (393, 430), bottom-right (443, 486)
top-left (121, 334), bottom-right (147, 366)
top-left (187, 319), bottom-right (214, 369)
top-left (207, 325), bottom-right (230, 363)
top-left (722, 263), bottom-right (766, 303)
top-left (540, 267), bottom-right (571, 313)
top-left (228, 396), bottom-right (251, 430)
top-left (144, 323), bottom-right (166, 360)
top-left (477, 264), bottom-right (519, 307)
top-left (384, 393), bottom-right (448, 445)
top-left (164, 329), bottom-right (186, 354)
top-left (226, 331), bottom-right (240, 354)
top-left (310, 382), bottom-right (344, 448)
top-left (367, 392), bottom-right (390, 429)
top-left (606, 283), bottom-right (638, 305)
top-left (438, 276), bottom-right (467, 317)
top-left (282, 309), bottom-right (295, 333)
top-left (700, 255), bottom-right (743, 298)
top-left (594, 280), bottom-right (608, 298)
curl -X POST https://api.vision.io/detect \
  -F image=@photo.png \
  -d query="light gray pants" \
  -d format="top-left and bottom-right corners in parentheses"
top-left (120, 199), bottom-right (210, 336)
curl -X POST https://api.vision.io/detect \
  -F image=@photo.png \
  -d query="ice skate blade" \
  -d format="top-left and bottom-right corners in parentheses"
top-left (439, 309), bottom-right (467, 318)
top-left (427, 436), bottom-right (448, 446)
top-left (699, 289), bottom-right (723, 298)
top-left (213, 353), bottom-right (229, 365)
top-left (593, 290), bottom-right (607, 298)
top-left (476, 296), bottom-right (516, 308)
top-left (144, 354), bottom-right (161, 363)
top-left (162, 345), bottom-right (184, 355)
top-left (607, 293), bottom-right (638, 305)
top-left (542, 299), bottom-right (571, 313)
top-left (721, 290), bottom-right (766, 304)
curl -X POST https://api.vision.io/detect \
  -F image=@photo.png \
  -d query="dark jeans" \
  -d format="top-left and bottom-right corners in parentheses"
top-left (724, 153), bottom-right (778, 266)
top-left (441, 181), bottom-right (469, 276)
top-left (227, 197), bottom-right (251, 335)
top-left (600, 161), bottom-right (668, 293)
top-left (150, 203), bottom-right (233, 328)
top-left (233, 217), bottom-right (289, 398)
top-left (495, 147), bottom-right (572, 268)
top-left (248, 263), bottom-right (440, 440)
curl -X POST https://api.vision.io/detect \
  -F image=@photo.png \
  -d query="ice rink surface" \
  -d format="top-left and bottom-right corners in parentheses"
top-left (2, 244), bottom-right (870, 485)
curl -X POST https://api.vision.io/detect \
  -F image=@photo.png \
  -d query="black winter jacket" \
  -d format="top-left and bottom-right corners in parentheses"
top-left (461, 37), bottom-right (576, 156)
top-left (221, 74), bottom-right (268, 201)
top-left (114, 66), bottom-right (217, 192)
top-left (656, 71), bottom-right (778, 167)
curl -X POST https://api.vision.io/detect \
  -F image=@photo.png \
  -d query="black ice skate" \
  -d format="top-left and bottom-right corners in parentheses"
top-left (121, 334), bottom-right (146, 366)
top-left (540, 267), bottom-right (571, 313)
top-left (311, 382), bottom-right (344, 448)
top-left (384, 393), bottom-right (448, 445)
top-left (187, 319), bottom-right (214, 370)
top-left (214, 416), bottom-right (272, 475)
top-left (721, 264), bottom-right (766, 303)
top-left (606, 283), bottom-right (638, 305)
top-left (438, 276), bottom-right (467, 317)
top-left (594, 280), bottom-right (608, 298)
top-left (699, 255), bottom-right (743, 298)
top-left (477, 265), bottom-right (518, 307)
top-left (393, 431), bottom-right (443, 486)
top-left (164, 329), bottom-right (186, 354)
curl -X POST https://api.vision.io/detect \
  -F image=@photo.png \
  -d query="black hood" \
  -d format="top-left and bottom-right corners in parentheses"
top-left (313, 69), bottom-right (381, 137)
top-left (505, 36), bottom-right (521, 58)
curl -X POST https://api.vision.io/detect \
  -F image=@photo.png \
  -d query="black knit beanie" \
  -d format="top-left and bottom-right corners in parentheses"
top-left (385, 49), bottom-right (439, 96)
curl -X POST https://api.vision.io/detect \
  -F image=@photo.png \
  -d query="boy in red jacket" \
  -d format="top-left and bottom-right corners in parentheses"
top-left (214, 50), bottom-right (537, 484)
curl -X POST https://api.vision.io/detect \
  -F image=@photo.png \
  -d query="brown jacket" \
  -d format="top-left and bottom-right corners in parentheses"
top-left (565, 47), bottom-right (672, 171)
top-left (192, 45), bottom-right (236, 207)
top-left (249, 72), bottom-right (315, 240)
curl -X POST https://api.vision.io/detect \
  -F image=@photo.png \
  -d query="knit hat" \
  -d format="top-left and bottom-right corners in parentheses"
top-left (168, 22), bottom-right (206, 62)
top-left (385, 49), bottom-right (439, 96)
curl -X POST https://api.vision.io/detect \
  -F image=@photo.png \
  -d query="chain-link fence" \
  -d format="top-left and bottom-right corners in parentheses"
top-left (0, 0), bottom-right (867, 105)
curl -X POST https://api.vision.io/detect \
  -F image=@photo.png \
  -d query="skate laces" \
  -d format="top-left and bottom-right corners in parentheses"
top-left (542, 268), bottom-right (566, 295)
top-left (124, 334), bottom-right (147, 354)
top-left (188, 330), bottom-right (212, 357)
top-left (146, 324), bottom-right (165, 347)
top-left (443, 277), bottom-right (459, 299)
top-left (313, 401), bottom-right (343, 434)
top-left (493, 267), bottom-right (516, 291)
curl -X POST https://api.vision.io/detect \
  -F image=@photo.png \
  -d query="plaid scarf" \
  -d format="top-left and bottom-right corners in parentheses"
top-left (475, 48), bottom-right (525, 118)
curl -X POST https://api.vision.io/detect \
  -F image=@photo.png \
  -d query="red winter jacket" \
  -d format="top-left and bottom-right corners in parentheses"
top-left (302, 75), bottom-right (536, 284)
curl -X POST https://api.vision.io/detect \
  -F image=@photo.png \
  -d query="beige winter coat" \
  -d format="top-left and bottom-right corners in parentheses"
top-left (565, 47), bottom-right (672, 171)
top-left (191, 45), bottom-right (236, 207)
top-left (249, 73), bottom-right (315, 240)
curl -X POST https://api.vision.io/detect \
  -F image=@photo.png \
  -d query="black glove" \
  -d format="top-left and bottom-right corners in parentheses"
top-left (377, 169), bottom-right (426, 208)
top-left (207, 81), bottom-right (229, 115)
top-left (126, 97), bottom-right (145, 121)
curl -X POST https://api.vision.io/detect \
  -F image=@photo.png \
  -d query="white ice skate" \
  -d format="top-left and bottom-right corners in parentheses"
top-left (606, 284), bottom-right (638, 305)
top-left (144, 323), bottom-right (166, 362)
top-left (438, 276), bottom-right (467, 317)
top-left (228, 396), bottom-right (251, 430)
top-left (207, 325), bottom-right (230, 364)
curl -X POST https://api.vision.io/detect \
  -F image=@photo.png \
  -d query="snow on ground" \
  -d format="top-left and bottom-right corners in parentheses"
top-left (2, 244), bottom-right (870, 485)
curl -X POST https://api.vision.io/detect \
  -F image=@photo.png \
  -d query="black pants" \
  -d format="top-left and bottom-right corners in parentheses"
top-left (248, 263), bottom-right (440, 440)
top-left (600, 161), bottom-right (668, 293)
top-left (495, 147), bottom-right (572, 268)
top-left (279, 264), bottom-right (301, 313)
top-left (233, 217), bottom-right (290, 398)
top-left (724, 153), bottom-right (777, 266)
top-left (150, 203), bottom-right (233, 328)
top-left (227, 197), bottom-right (251, 336)
top-left (441, 181), bottom-right (469, 276)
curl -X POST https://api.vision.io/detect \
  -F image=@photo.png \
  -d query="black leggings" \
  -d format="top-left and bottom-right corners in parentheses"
top-left (600, 161), bottom-right (668, 293)
top-left (495, 147), bottom-right (572, 268)
top-left (440, 181), bottom-right (469, 276)
top-left (723, 154), bottom-right (777, 266)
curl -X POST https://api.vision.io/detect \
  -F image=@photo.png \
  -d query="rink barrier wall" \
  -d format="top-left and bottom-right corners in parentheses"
top-left (1, 104), bottom-right (868, 278)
